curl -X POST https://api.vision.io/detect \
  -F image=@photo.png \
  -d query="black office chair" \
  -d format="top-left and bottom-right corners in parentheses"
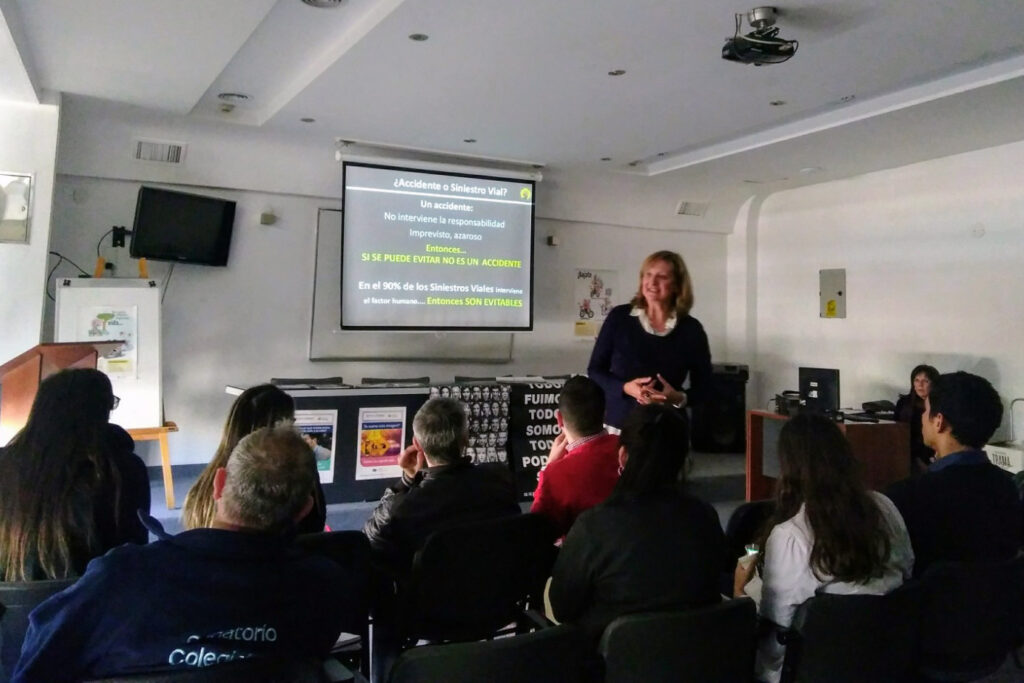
top-left (393, 513), bottom-right (556, 644)
top-left (598, 598), bottom-right (757, 683)
top-left (0, 578), bottom-right (76, 683)
top-left (777, 580), bottom-right (923, 683)
top-left (359, 377), bottom-right (430, 387)
top-left (295, 531), bottom-right (374, 678)
top-left (917, 555), bottom-right (1024, 681)
top-left (84, 655), bottom-right (329, 682)
top-left (387, 625), bottom-right (588, 683)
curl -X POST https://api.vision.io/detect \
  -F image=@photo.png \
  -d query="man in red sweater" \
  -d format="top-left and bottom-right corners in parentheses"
top-left (530, 375), bottom-right (621, 538)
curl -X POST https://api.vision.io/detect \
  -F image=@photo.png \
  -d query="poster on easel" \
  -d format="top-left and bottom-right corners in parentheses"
top-left (79, 306), bottom-right (138, 378)
top-left (56, 279), bottom-right (162, 429)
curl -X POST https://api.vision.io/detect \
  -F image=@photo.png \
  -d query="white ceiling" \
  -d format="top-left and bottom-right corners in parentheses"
top-left (4, 0), bottom-right (1024, 184)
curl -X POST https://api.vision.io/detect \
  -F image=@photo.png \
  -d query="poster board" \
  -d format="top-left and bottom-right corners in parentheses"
top-left (55, 278), bottom-right (162, 429)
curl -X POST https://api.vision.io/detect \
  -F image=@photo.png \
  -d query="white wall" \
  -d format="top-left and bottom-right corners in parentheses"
top-left (731, 139), bottom-right (1024, 437)
top-left (51, 97), bottom-right (728, 465)
top-left (0, 98), bottom-right (59, 364)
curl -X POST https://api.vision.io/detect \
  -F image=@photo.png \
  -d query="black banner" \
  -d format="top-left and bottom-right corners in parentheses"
top-left (508, 381), bottom-right (565, 501)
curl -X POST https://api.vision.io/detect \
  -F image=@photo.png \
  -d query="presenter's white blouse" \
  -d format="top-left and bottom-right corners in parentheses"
top-left (754, 491), bottom-right (914, 683)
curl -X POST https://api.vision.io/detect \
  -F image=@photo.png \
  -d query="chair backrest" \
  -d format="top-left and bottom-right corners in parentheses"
top-left (387, 625), bottom-right (588, 683)
top-left (360, 377), bottom-right (430, 386)
top-left (781, 580), bottom-right (923, 683)
top-left (83, 655), bottom-right (326, 682)
top-left (294, 530), bottom-right (373, 677)
top-left (599, 598), bottom-right (757, 683)
top-left (399, 513), bottom-right (555, 642)
top-left (0, 578), bottom-right (76, 683)
top-left (918, 554), bottom-right (1024, 680)
top-left (724, 499), bottom-right (775, 561)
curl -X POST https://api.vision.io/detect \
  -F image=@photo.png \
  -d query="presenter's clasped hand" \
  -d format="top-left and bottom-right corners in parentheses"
top-left (624, 377), bottom-right (655, 404)
top-left (655, 374), bottom-right (686, 408)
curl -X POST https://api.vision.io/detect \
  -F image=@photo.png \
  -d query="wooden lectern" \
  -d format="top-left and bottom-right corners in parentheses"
top-left (0, 342), bottom-right (123, 441)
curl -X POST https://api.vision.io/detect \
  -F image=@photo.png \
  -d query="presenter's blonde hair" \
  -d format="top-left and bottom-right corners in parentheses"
top-left (629, 250), bottom-right (694, 315)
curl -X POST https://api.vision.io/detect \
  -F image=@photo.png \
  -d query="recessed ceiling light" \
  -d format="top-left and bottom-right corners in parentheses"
top-left (409, 33), bottom-right (429, 42)
top-left (600, 157), bottom-right (612, 161)
top-left (300, 117), bottom-right (316, 123)
top-left (656, 152), bottom-right (666, 157)
top-left (628, 160), bottom-right (641, 167)
top-left (769, 99), bottom-right (786, 106)
top-left (463, 138), bottom-right (476, 143)
top-left (799, 166), bottom-right (823, 175)
top-left (608, 69), bottom-right (626, 76)
top-left (840, 94), bottom-right (856, 103)
top-left (217, 92), bottom-right (250, 102)
top-left (301, 0), bottom-right (344, 7)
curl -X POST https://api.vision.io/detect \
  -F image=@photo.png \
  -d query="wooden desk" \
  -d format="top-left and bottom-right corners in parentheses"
top-left (128, 422), bottom-right (179, 510)
top-left (746, 411), bottom-right (910, 501)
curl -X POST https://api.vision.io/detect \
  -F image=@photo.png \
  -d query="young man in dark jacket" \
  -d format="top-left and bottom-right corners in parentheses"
top-left (886, 371), bottom-right (1021, 577)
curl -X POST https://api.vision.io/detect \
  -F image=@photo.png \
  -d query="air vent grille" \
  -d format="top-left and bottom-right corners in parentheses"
top-left (676, 200), bottom-right (709, 217)
top-left (132, 138), bottom-right (187, 165)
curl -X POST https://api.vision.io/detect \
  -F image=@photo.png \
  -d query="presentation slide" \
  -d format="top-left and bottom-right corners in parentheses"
top-left (341, 162), bottom-right (534, 330)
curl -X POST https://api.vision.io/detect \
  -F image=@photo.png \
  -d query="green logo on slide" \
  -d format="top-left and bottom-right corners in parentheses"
top-left (520, 188), bottom-right (532, 200)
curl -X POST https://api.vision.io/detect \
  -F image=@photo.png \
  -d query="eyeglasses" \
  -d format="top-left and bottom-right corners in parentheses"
top-left (111, 396), bottom-right (121, 410)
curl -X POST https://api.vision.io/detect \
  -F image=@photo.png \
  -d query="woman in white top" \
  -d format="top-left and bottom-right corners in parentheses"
top-left (734, 413), bottom-right (914, 683)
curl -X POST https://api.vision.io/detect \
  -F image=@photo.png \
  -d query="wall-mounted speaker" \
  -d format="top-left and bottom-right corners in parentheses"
top-left (691, 363), bottom-right (749, 453)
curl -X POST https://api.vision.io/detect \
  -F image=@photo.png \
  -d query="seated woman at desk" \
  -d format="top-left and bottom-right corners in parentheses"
top-left (895, 364), bottom-right (939, 470)
top-left (549, 403), bottom-right (725, 641)
top-left (734, 413), bottom-right (914, 683)
top-left (0, 368), bottom-right (150, 580)
top-left (182, 384), bottom-right (326, 534)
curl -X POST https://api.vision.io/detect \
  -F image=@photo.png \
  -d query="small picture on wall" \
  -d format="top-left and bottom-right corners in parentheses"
top-left (0, 172), bottom-right (32, 243)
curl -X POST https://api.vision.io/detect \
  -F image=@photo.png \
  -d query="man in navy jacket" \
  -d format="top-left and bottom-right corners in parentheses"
top-left (15, 427), bottom-right (364, 682)
top-left (886, 371), bottom-right (1022, 577)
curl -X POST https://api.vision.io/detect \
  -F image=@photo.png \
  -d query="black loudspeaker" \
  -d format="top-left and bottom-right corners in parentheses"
top-left (691, 363), bottom-right (749, 453)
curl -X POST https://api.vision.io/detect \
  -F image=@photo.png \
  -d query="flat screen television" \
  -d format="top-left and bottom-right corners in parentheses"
top-left (798, 367), bottom-right (840, 415)
top-left (340, 161), bottom-right (535, 331)
top-left (130, 186), bottom-right (236, 266)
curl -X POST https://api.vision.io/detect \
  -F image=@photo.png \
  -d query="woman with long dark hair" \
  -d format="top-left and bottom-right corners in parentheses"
top-left (550, 403), bottom-right (725, 639)
top-left (895, 364), bottom-right (939, 470)
top-left (0, 368), bottom-right (150, 581)
top-left (735, 413), bottom-right (913, 683)
top-left (182, 384), bottom-right (326, 533)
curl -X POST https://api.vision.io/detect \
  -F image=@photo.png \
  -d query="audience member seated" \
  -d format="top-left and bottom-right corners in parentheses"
top-left (886, 371), bottom-right (1021, 577)
top-left (362, 397), bottom-right (520, 576)
top-left (0, 368), bottom-right (149, 581)
top-left (13, 427), bottom-right (361, 682)
top-left (530, 376), bottom-right (620, 539)
top-left (734, 413), bottom-right (913, 683)
top-left (182, 384), bottom-right (326, 534)
top-left (549, 403), bottom-right (725, 642)
top-left (894, 363), bottom-right (939, 471)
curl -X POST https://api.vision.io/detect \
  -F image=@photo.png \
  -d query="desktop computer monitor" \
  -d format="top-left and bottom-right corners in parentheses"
top-left (799, 367), bottom-right (840, 415)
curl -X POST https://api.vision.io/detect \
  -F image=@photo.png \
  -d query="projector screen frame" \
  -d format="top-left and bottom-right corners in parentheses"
top-left (340, 160), bottom-right (536, 332)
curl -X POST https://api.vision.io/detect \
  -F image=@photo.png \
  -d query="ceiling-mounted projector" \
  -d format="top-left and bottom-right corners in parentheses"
top-left (722, 7), bottom-right (798, 66)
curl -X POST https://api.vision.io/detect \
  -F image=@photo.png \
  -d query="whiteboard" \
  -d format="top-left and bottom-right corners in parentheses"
top-left (309, 209), bottom-right (513, 362)
top-left (55, 278), bottom-right (162, 428)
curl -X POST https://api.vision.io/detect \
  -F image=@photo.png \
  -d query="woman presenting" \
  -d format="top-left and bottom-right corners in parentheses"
top-left (587, 250), bottom-right (712, 429)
